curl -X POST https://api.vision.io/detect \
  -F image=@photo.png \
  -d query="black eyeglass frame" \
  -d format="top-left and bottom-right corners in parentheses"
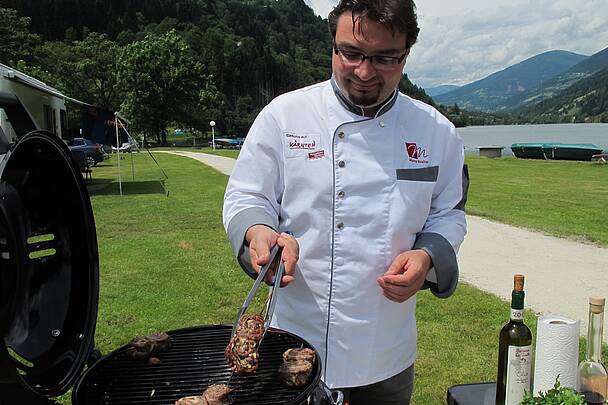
top-left (333, 45), bottom-right (408, 67)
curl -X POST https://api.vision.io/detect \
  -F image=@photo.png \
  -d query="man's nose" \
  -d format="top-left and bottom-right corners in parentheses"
top-left (354, 58), bottom-right (377, 80)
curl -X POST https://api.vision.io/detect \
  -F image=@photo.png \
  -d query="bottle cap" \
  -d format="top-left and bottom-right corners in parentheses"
top-left (513, 274), bottom-right (525, 292)
top-left (589, 297), bottom-right (605, 314)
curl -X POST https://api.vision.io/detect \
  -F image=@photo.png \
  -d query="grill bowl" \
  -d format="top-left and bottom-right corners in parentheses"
top-left (73, 325), bottom-right (321, 405)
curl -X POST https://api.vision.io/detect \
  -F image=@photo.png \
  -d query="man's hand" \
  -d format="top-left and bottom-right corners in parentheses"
top-left (245, 224), bottom-right (298, 287)
top-left (376, 249), bottom-right (432, 303)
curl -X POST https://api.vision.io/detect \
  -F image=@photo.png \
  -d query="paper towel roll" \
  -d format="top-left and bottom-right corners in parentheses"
top-left (533, 315), bottom-right (580, 394)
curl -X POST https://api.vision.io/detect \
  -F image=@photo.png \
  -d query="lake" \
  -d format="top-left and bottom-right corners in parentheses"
top-left (458, 123), bottom-right (608, 156)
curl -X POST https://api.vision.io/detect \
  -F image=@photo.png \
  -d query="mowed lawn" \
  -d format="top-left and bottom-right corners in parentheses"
top-left (465, 155), bottom-right (608, 246)
top-left (54, 152), bottom-right (606, 404)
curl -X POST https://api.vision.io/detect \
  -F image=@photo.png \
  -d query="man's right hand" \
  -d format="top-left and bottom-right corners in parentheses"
top-left (245, 224), bottom-right (298, 287)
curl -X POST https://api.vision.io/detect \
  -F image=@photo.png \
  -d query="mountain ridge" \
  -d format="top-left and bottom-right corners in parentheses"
top-left (435, 50), bottom-right (587, 111)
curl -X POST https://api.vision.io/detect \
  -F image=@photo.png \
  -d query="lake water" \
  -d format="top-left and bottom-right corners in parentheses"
top-left (458, 123), bottom-right (608, 156)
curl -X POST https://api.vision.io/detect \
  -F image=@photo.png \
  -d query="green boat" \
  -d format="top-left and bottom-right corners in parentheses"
top-left (511, 143), bottom-right (604, 161)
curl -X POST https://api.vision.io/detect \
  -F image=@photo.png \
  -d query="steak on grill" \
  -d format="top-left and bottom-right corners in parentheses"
top-left (175, 396), bottom-right (206, 405)
top-left (278, 348), bottom-right (315, 387)
top-left (126, 332), bottom-right (171, 360)
top-left (282, 347), bottom-right (315, 364)
top-left (201, 384), bottom-right (232, 405)
top-left (174, 384), bottom-right (232, 405)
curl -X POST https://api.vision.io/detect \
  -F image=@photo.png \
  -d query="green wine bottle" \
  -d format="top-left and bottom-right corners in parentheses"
top-left (495, 274), bottom-right (533, 405)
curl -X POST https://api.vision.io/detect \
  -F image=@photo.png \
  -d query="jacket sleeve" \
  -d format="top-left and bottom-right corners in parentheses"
top-left (222, 105), bottom-right (284, 277)
top-left (417, 125), bottom-right (468, 298)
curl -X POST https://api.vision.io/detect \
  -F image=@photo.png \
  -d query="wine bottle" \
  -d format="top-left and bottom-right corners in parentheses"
top-left (495, 274), bottom-right (533, 405)
top-left (577, 297), bottom-right (607, 405)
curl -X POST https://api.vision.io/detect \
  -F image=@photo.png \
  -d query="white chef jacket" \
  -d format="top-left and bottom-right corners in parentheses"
top-left (223, 79), bottom-right (467, 388)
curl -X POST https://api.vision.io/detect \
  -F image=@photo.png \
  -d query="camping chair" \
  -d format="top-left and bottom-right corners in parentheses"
top-left (70, 150), bottom-right (92, 182)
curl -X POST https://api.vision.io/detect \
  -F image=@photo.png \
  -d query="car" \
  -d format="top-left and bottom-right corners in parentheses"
top-left (67, 137), bottom-right (104, 167)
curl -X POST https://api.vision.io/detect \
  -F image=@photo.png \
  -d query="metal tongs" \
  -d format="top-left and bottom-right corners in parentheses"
top-left (229, 243), bottom-right (285, 341)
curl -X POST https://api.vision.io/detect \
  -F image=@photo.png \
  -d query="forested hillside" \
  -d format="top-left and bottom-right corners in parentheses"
top-left (0, 0), bottom-right (457, 142)
top-left (0, 0), bottom-right (338, 143)
top-left (518, 66), bottom-right (608, 123)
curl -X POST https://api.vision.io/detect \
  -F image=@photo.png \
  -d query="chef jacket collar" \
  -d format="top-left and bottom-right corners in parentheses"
top-left (330, 76), bottom-right (398, 119)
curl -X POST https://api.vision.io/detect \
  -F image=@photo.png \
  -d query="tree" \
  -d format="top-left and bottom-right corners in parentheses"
top-left (32, 33), bottom-right (122, 109)
top-left (0, 7), bottom-right (40, 64)
top-left (117, 29), bottom-right (212, 145)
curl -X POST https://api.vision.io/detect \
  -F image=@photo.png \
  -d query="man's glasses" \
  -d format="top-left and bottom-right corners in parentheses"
top-left (334, 46), bottom-right (407, 70)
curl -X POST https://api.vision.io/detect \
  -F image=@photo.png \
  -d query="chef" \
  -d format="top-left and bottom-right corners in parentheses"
top-left (222, 0), bottom-right (467, 403)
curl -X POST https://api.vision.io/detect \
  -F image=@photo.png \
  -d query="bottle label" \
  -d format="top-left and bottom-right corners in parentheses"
top-left (505, 344), bottom-right (532, 405)
top-left (510, 308), bottom-right (523, 321)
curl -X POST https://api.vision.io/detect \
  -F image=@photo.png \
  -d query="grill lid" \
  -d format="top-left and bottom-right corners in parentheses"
top-left (0, 130), bottom-right (99, 397)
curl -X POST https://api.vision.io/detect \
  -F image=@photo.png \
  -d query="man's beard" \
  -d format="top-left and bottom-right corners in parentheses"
top-left (348, 91), bottom-right (379, 107)
top-left (346, 83), bottom-right (383, 108)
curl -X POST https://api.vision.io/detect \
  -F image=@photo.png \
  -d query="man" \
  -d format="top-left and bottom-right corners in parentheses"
top-left (223, 0), bottom-right (467, 403)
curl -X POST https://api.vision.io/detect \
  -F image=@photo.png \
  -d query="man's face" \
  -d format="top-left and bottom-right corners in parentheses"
top-left (332, 12), bottom-right (408, 110)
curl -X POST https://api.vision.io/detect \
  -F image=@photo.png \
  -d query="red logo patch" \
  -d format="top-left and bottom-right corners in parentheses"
top-left (406, 142), bottom-right (419, 159)
top-left (308, 150), bottom-right (325, 160)
top-left (405, 142), bottom-right (429, 163)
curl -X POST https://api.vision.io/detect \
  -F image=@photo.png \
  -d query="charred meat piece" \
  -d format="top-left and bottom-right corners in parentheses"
top-left (175, 396), bottom-right (206, 405)
top-left (278, 359), bottom-right (314, 387)
top-left (201, 384), bottom-right (233, 405)
top-left (282, 347), bottom-right (316, 364)
top-left (236, 314), bottom-right (265, 341)
top-left (225, 335), bottom-right (259, 373)
top-left (126, 332), bottom-right (171, 360)
top-left (225, 313), bottom-right (265, 373)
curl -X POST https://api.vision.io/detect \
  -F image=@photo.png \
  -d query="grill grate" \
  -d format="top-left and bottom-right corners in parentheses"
top-left (73, 325), bottom-right (320, 405)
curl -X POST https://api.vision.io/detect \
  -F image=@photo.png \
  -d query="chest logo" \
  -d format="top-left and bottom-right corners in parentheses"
top-left (405, 142), bottom-right (429, 163)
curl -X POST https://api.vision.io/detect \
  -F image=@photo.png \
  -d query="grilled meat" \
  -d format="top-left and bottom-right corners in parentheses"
top-left (225, 335), bottom-right (259, 373)
top-left (201, 384), bottom-right (232, 405)
top-left (175, 396), bottom-right (206, 405)
top-left (278, 347), bottom-right (315, 387)
top-left (278, 359), bottom-right (314, 386)
top-left (126, 332), bottom-right (171, 360)
top-left (225, 314), bottom-right (265, 373)
top-left (236, 314), bottom-right (265, 341)
top-left (282, 347), bottom-right (315, 364)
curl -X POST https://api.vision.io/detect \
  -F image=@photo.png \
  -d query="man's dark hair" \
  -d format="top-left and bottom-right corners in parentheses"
top-left (328, 0), bottom-right (420, 51)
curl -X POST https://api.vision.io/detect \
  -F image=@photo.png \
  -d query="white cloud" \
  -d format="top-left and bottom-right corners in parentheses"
top-left (303, 0), bottom-right (336, 18)
top-left (305, 0), bottom-right (608, 88)
top-left (408, 0), bottom-right (608, 87)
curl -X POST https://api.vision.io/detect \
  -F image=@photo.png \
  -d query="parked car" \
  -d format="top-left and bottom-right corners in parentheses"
top-left (67, 137), bottom-right (104, 167)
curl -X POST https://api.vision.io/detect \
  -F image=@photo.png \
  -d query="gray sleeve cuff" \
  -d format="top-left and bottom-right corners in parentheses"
top-left (414, 232), bottom-right (459, 298)
top-left (226, 207), bottom-right (278, 278)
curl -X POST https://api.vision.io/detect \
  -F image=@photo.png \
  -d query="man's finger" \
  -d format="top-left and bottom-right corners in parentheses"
top-left (385, 254), bottom-right (408, 276)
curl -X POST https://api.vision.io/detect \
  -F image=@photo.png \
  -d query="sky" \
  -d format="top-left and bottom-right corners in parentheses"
top-left (304, 0), bottom-right (608, 88)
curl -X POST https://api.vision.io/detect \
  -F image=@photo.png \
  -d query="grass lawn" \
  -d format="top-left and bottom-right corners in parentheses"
top-left (465, 156), bottom-right (608, 246)
top-left (53, 152), bottom-right (606, 404)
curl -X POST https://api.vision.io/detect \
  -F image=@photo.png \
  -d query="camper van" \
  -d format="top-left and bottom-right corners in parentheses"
top-left (0, 63), bottom-right (69, 142)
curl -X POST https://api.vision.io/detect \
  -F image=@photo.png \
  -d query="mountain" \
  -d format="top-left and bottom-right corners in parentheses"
top-left (435, 50), bottom-right (587, 111)
top-left (517, 65), bottom-right (608, 123)
top-left (425, 85), bottom-right (460, 97)
top-left (507, 46), bottom-right (608, 111)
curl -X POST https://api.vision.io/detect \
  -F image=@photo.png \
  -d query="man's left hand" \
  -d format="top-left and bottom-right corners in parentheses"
top-left (377, 249), bottom-right (432, 303)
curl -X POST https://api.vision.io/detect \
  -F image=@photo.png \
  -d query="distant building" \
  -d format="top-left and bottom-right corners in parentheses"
top-left (0, 62), bottom-right (70, 141)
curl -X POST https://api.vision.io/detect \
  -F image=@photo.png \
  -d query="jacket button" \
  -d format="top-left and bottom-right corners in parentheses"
top-left (379, 121), bottom-right (385, 127)
top-left (336, 222), bottom-right (344, 230)
top-left (338, 160), bottom-right (345, 168)
top-left (338, 132), bottom-right (345, 139)
top-left (337, 190), bottom-right (345, 199)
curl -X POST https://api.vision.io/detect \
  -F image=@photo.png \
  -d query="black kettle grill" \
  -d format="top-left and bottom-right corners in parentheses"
top-left (0, 93), bottom-right (342, 405)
